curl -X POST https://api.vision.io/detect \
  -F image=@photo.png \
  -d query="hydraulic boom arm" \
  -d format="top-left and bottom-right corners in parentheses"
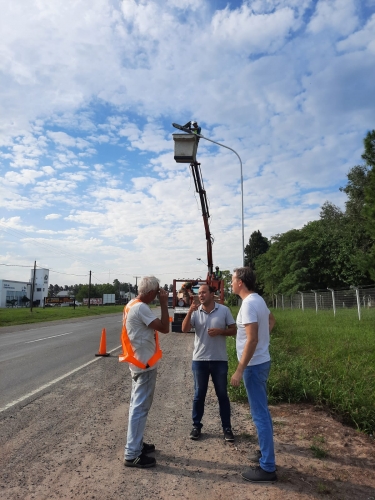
top-left (190, 161), bottom-right (213, 278)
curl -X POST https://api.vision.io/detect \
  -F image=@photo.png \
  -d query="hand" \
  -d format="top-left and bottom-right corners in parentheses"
top-left (207, 328), bottom-right (221, 337)
top-left (230, 369), bottom-right (243, 387)
top-left (189, 302), bottom-right (199, 313)
top-left (158, 288), bottom-right (169, 307)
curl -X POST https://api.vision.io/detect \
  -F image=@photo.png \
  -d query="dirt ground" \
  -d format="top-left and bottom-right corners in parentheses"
top-left (0, 328), bottom-right (374, 500)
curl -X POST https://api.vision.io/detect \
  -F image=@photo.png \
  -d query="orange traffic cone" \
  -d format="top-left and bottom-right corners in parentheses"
top-left (95, 328), bottom-right (110, 357)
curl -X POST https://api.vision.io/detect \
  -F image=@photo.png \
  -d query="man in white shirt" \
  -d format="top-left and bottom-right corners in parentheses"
top-left (122, 276), bottom-right (170, 469)
top-left (230, 267), bottom-right (277, 483)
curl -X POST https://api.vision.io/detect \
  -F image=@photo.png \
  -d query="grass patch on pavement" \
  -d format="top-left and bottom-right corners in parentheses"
top-left (227, 307), bottom-right (375, 434)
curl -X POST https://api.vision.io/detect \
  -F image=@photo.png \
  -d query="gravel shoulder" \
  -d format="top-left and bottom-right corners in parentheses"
top-left (0, 328), bottom-right (374, 499)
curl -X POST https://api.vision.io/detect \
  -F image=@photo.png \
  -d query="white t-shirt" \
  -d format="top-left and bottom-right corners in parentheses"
top-left (125, 300), bottom-right (158, 373)
top-left (236, 293), bottom-right (271, 366)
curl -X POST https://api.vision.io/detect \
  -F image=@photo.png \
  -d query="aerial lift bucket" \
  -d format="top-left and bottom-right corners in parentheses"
top-left (173, 134), bottom-right (198, 163)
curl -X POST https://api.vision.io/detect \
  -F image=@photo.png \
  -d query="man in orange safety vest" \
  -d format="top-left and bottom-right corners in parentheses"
top-left (121, 276), bottom-right (170, 469)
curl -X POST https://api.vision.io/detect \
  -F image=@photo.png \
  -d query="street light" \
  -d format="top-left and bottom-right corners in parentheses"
top-left (173, 122), bottom-right (245, 266)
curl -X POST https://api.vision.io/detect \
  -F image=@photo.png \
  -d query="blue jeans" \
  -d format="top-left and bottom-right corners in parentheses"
top-left (124, 368), bottom-right (157, 460)
top-left (243, 361), bottom-right (276, 472)
top-left (192, 360), bottom-right (231, 430)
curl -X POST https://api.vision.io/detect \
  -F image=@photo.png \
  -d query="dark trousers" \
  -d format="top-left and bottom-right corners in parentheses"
top-left (192, 360), bottom-right (231, 429)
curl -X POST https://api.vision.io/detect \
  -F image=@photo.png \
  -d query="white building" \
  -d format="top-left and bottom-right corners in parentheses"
top-left (30, 268), bottom-right (49, 306)
top-left (0, 280), bottom-right (31, 308)
top-left (0, 268), bottom-right (49, 308)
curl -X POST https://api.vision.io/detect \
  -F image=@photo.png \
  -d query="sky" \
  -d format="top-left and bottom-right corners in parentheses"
top-left (1, 0), bottom-right (375, 289)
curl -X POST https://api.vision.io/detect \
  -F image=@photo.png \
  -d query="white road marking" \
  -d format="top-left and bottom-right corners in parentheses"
top-left (25, 332), bottom-right (73, 343)
top-left (0, 345), bottom-right (122, 414)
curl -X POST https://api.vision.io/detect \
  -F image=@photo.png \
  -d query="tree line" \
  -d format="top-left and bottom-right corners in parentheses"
top-left (244, 130), bottom-right (375, 297)
top-left (48, 280), bottom-right (172, 302)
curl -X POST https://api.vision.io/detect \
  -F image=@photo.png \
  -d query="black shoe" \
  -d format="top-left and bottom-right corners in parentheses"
top-left (190, 427), bottom-right (201, 440)
top-left (142, 442), bottom-right (155, 454)
top-left (124, 453), bottom-right (156, 468)
top-left (249, 449), bottom-right (261, 462)
top-left (223, 428), bottom-right (234, 442)
top-left (241, 466), bottom-right (277, 483)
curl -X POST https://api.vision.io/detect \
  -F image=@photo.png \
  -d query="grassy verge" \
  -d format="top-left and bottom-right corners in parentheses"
top-left (227, 307), bottom-right (375, 434)
top-left (0, 305), bottom-right (125, 327)
top-left (0, 302), bottom-right (160, 328)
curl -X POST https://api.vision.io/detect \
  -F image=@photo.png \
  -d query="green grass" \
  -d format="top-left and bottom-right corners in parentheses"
top-left (227, 307), bottom-right (375, 434)
top-left (0, 305), bottom-right (125, 327)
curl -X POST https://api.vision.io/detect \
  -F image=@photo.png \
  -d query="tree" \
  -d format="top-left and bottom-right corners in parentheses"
top-left (362, 129), bottom-right (375, 167)
top-left (163, 284), bottom-right (169, 291)
top-left (21, 295), bottom-right (30, 306)
top-left (362, 130), bottom-right (375, 279)
top-left (221, 270), bottom-right (232, 296)
top-left (244, 230), bottom-right (270, 269)
top-left (339, 165), bottom-right (369, 220)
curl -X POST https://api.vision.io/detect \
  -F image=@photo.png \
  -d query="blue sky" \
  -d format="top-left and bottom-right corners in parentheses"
top-left (1, 0), bottom-right (375, 288)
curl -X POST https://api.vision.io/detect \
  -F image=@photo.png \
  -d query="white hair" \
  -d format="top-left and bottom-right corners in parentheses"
top-left (138, 276), bottom-right (160, 295)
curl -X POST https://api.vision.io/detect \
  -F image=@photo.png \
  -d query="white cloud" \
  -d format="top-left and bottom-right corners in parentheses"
top-left (307, 0), bottom-right (360, 35)
top-left (45, 213), bottom-right (61, 220)
top-left (5, 168), bottom-right (44, 185)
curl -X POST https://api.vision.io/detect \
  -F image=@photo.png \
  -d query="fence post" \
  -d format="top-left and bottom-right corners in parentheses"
top-left (281, 294), bottom-right (284, 310)
top-left (311, 290), bottom-right (318, 314)
top-left (354, 287), bottom-right (361, 321)
top-left (327, 288), bottom-right (336, 317)
top-left (298, 291), bottom-right (304, 311)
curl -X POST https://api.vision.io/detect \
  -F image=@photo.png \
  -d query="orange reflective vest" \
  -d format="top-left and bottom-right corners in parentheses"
top-left (119, 299), bottom-right (162, 369)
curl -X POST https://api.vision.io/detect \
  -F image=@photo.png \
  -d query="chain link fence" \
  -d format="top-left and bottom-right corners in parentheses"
top-left (269, 285), bottom-right (375, 320)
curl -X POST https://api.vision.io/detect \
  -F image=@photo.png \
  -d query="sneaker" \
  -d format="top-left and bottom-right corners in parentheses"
top-left (124, 453), bottom-right (156, 468)
top-left (241, 466), bottom-right (277, 483)
top-left (190, 427), bottom-right (201, 440)
top-left (223, 428), bottom-right (235, 442)
top-left (248, 449), bottom-right (261, 462)
top-left (142, 442), bottom-right (155, 454)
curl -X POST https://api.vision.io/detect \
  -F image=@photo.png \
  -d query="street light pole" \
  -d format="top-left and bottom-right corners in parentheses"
top-left (173, 123), bottom-right (245, 266)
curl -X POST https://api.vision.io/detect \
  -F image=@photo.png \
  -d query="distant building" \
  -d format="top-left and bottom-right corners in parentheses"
top-left (56, 290), bottom-right (74, 298)
top-left (0, 280), bottom-right (30, 308)
top-left (0, 268), bottom-right (49, 308)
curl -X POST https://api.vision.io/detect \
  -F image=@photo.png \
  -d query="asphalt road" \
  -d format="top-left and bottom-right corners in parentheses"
top-left (0, 313), bottom-right (124, 412)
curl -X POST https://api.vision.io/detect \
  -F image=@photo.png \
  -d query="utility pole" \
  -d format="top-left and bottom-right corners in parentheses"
top-left (88, 270), bottom-right (91, 309)
top-left (30, 260), bottom-right (36, 313)
top-left (133, 276), bottom-right (141, 296)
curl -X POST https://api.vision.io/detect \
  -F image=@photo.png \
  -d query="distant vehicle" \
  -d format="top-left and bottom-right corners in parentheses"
top-left (168, 293), bottom-right (173, 308)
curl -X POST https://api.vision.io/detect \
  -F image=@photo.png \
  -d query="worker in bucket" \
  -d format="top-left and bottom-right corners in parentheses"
top-left (183, 120), bottom-right (201, 140)
top-left (214, 266), bottom-right (222, 280)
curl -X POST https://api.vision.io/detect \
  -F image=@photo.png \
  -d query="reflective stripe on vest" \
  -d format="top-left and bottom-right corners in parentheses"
top-left (118, 299), bottom-right (162, 368)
